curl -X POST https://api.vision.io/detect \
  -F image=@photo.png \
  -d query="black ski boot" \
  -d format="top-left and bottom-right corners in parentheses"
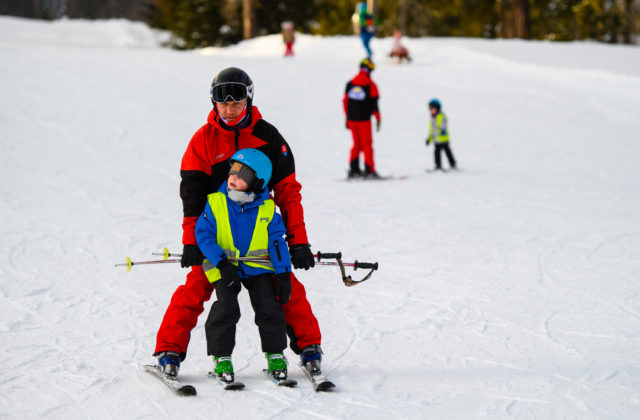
top-left (348, 159), bottom-right (362, 178)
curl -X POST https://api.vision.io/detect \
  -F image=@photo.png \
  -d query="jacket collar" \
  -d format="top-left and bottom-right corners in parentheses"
top-left (218, 180), bottom-right (270, 210)
top-left (207, 106), bottom-right (263, 132)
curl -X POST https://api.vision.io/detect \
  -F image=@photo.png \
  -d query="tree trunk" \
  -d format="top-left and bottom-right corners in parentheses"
top-left (622, 0), bottom-right (632, 44)
top-left (399, 0), bottom-right (407, 35)
top-left (242, 0), bottom-right (256, 39)
top-left (514, 0), bottom-right (529, 38)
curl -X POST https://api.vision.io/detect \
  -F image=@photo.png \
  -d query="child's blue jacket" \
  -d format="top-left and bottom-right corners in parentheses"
top-left (195, 181), bottom-right (291, 278)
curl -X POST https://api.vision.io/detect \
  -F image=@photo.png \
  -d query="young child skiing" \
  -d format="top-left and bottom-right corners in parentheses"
top-left (426, 99), bottom-right (457, 171)
top-left (195, 148), bottom-right (293, 384)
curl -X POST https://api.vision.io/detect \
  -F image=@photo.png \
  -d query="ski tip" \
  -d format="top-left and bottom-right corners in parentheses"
top-left (278, 379), bottom-right (297, 387)
top-left (177, 385), bottom-right (197, 396)
top-left (315, 381), bottom-right (336, 392)
top-left (225, 382), bottom-right (245, 391)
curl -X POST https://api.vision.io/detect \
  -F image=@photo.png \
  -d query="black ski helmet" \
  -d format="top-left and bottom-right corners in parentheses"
top-left (210, 67), bottom-right (255, 108)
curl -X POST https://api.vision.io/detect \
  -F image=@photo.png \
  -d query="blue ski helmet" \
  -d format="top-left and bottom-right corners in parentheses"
top-left (428, 98), bottom-right (441, 110)
top-left (229, 148), bottom-right (272, 193)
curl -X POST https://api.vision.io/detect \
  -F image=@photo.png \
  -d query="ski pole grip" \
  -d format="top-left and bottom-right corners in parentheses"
top-left (354, 261), bottom-right (378, 271)
top-left (316, 251), bottom-right (342, 261)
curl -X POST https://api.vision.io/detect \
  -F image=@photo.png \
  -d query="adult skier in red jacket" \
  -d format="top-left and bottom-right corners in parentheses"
top-left (154, 67), bottom-right (323, 378)
top-left (343, 58), bottom-right (381, 178)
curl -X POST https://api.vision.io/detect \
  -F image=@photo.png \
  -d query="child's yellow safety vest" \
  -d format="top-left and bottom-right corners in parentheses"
top-left (201, 192), bottom-right (275, 283)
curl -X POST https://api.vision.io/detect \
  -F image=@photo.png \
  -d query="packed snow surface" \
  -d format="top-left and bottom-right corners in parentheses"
top-left (2, 16), bottom-right (640, 419)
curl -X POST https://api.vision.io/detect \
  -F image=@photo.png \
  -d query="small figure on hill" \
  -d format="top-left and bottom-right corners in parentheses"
top-left (426, 99), bottom-right (457, 171)
top-left (357, 2), bottom-right (378, 58)
top-left (389, 30), bottom-right (411, 63)
top-left (343, 58), bottom-right (381, 178)
top-left (281, 21), bottom-right (295, 57)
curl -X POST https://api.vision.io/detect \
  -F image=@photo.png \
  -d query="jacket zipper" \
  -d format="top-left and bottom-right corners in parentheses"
top-left (274, 240), bottom-right (282, 262)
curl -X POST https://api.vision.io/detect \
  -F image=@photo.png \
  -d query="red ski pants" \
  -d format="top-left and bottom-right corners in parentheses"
top-left (154, 266), bottom-right (321, 360)
top-left (284, 41), bottom-right (294, 56)
top-left (348, 120), bottom-right (375, 172)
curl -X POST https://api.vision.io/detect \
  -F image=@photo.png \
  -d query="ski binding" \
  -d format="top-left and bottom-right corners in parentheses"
top-left (299, 362), bottom-right (336, 392)
top-left (208, 371), bottom-right (245, 390)
top-left (262, 369), bottom-right (297, 387)
top-left (143, 364), bottom-right (197, 396)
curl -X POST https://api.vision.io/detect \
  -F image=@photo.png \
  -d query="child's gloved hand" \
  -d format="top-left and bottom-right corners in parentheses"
top-left (275, 272), bottom-right (292, 304)
top-left (217, 259), bottom-right (241, 287)
top-left (426, 138), bottom-right (431, 146)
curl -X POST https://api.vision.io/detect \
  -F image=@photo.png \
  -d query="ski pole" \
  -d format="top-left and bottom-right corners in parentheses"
top-left (121, 248), bottom-right (379, 286)
top-left (117, 255), bottom-right (334, 271)
top-left (114, 257), bottom-right (182, 272)
top-left (154, 248), bottom-right (360, 265)
top-left (149, 247), bottom-right (378, 270)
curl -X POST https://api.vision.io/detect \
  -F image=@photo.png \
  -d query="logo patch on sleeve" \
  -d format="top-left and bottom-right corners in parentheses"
top-left (281, 145), bottom-right (288, 156)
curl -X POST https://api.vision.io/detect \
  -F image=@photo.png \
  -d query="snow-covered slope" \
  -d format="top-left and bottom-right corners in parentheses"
top-left (1, 16), bottom-right (640, 419)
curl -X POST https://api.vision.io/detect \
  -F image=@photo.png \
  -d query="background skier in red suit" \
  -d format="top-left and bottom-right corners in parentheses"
top-left (343, 58), bottom-right (381, 178)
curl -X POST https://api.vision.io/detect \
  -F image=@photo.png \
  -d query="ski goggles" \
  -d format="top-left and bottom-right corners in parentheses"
top-left (211, 82), bottom-right (248, 103)
top-left (229, 161), bottom-right (257, 187)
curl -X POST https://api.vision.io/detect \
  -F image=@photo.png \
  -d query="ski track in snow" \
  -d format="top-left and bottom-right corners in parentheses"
top-left (2, 16), bottom-right (640, 419)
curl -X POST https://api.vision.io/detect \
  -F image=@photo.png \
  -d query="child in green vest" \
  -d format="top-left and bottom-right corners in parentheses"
top-left (426, 98), bottom-right (457, 171)
top-left (195, 148), bottom-right (292, 384)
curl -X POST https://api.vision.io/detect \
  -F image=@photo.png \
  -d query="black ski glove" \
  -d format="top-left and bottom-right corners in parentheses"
top-left (289, 244), bottom-right (315, 270)
top-left (275, 272), bottom-right (292, 304)
top-left (181, 244), bottom-right (204, 268)
top-left (217, 259), bottom-right (241, 287)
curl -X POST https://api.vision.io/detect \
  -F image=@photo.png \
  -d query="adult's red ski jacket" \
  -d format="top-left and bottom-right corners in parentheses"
top-left (343, 70), bottom-right (380, 122)
top-left (180, 106), bottom-right (308, 248)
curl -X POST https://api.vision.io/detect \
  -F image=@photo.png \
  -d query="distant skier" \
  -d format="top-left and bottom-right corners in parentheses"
top-left (357, 2), bottom-right (378, 57)
top-left (426, 99), bottom-right (457, 171)
top-left (281, 21), bottom-right (295, 57)
top-left (389, 30), bottom-right (411, 63)
top-left (343, 58), bottom-right (381, 178)
top-left (195, 148), bottom-right (292, 383)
